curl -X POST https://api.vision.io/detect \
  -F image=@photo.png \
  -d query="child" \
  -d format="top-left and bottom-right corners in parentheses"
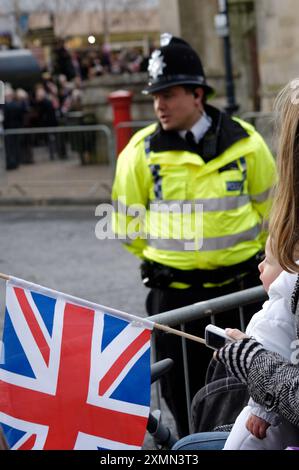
top-left (223, 237), bottom-right (299, 450)
top-left (174, 79), bottom-right (299, 451)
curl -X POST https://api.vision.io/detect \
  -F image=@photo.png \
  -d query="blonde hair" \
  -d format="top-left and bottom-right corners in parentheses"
top-left (270, 79), bottom-right (299, 272)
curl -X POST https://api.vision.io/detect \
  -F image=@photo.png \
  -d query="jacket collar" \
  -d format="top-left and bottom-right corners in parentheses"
top-left (179, 111), bottom-right (212, 143)
top-left (149, 105), bottom-right (249, 162)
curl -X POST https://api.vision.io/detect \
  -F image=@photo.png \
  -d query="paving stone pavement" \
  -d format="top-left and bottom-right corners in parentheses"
top-left (0, 148), bottom-right (113, 205)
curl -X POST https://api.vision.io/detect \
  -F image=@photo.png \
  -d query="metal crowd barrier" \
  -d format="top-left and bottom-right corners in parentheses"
top-left (0, 124), bottom-right (115, 168)
top-left (147, 285), bottom-right (267, 433)
top-left (0, 121), bottom-right (154, 176)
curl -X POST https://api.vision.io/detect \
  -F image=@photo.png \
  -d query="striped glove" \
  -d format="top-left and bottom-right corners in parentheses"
top-left (215, 337), bottom-right (264, 384)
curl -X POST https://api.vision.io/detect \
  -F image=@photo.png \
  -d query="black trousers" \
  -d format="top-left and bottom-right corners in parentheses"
top-left (146, 271), bottom-right (262, 438)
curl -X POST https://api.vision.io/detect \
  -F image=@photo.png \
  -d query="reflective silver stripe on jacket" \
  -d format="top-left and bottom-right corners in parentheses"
top-left (149, 195), bottom-right (251, 212)
top-left (251, 189), bottom-right (271, 204)
top-left (147, 224), bottom-right (261, 252)
top-left (113, 196), bottom-right (251, 214)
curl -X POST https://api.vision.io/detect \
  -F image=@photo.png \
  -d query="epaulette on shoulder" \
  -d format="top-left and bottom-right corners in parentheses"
top-left (129, 123), bottom-right (157, 147)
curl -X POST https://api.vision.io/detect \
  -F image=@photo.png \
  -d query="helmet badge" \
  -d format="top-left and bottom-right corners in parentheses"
top-left (148, 50), bottom-right (166, 80)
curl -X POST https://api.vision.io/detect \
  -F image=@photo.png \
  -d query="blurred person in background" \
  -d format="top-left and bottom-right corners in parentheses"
top-left (3, 85), bottom-right (27, 170)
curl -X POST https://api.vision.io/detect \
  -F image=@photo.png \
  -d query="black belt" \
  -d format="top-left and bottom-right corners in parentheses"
top-left (140, 252), bottom-right (264, 288)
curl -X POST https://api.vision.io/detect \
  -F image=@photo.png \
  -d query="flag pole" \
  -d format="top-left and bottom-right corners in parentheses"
top-left (0, 272), bottom-right (206, 345)
top-left (154, 322), bottom-right (206, 345)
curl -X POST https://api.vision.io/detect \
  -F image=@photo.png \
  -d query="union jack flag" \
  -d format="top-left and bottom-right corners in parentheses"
top-left (0, 277), bottom-right (152, 450)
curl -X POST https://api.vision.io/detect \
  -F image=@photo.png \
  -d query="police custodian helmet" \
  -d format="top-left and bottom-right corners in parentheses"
top-left (143, 33), bottom-right (214, 97)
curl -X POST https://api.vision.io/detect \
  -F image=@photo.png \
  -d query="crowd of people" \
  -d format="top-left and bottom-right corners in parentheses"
top-left (71, 45), bottom-right (149, 80)
top-left (2, 72), bottom-right (83, 169)
top-left (52, 39), bottom-right (150, 81)
top-left (1, 39), bottom-right (152, 170)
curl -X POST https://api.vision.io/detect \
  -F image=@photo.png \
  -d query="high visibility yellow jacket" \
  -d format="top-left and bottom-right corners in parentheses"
top-left (112, 105), bottom-right (276, 272)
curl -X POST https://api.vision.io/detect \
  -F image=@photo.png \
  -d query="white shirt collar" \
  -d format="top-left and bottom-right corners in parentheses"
top-left (179, 111), bottom-right (212, 143)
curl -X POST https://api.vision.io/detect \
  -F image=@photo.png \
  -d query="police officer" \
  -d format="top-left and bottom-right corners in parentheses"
top-left (112, 34), bottom-right (276, 438)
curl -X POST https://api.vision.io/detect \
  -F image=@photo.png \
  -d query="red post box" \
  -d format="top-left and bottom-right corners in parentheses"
top-left (108, 90), bottom-right (133, 155)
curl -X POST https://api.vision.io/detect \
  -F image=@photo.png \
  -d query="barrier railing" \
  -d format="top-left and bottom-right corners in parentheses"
top-left (1, 124), bottom-right (115, 169)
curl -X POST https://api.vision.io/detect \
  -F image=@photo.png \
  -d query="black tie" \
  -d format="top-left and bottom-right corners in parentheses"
top-left (185, 130), bottom-right (198, 152)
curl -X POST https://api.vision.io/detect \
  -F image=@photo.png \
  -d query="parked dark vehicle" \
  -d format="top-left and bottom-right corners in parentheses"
top-left (0, 49), bottom-right (41, 90)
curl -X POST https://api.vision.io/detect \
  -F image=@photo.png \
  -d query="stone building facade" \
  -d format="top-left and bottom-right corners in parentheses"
top-left (159, 0), bottom-right (299, 113)
top-left (255, 0), bottom-right (299, 111)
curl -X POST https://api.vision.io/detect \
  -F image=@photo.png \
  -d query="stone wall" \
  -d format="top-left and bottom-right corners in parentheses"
top-left (81, 73), bottom-right (156, 124)
top-left (158, 0), bottom-right (181, 36)
top-left (178, 0), bottom-right (223, 78)
top-left (81, 70), bottom-right (227, 130)
top-left (159, 0), bottom-right (254, 112)
top-left (80, 73), bottom-right (156, 163)
top-left (255, 0), bottom-right (299, 111)
top-left (158, 0), bottom-right (299, 113)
